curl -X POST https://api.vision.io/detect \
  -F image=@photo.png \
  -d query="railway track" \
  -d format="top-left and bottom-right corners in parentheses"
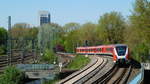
top-left (115, 66), bottom-right (132, 84)
top-left (58, 55), bottom-right (134, 84)
top-left (59, 55), bottom-right (110, 84)
top-left (0, 52), bottom-right (35, 72)
top-left (84, 56), bottom-right (115, 84)
top-left (97, 65), bottom-right (132, 84)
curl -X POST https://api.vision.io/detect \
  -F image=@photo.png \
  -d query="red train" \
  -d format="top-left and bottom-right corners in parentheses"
top-left (76, 44), bottom-right (130, 64)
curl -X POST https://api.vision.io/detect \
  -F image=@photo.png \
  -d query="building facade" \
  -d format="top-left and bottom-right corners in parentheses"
top-left (39, 11), bottom-right (51, 26)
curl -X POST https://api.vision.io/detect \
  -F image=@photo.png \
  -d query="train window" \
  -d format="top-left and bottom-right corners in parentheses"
top-left (97, 48), bottom-right (101, 51)
top-left (106, 48), bottom-right (113, 51)
top-left (116, 46), bottom-right (127, 56)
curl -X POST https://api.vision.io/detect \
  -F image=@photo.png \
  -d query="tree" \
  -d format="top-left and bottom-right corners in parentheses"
top-left (42, 49), bottom-right (57, 63)
top-left (38, 23), bottom-right (62, 52)
top-left (63, 30), bottom-right (78, 52)
top-left (10, 24), bottom-right (38, 50)
top-left (0, 66), bottom-right (24, 84)
top-left (63, 22), bottom-right (80, 32)
top-left (63, 22), bottom-right (97, 52)
top-left (11, 23), bottom-right (31, 39)
top-left (13, 23), bottom-right (30, 29)
top-left (0, 27), bottom-right (7, 55)
top-left (126, 0), bottom-right (150, 61)
top-left (77, 22), bottom-right (97, 46)
top-left (0, 27), bottom-right (7, 45)
top-left (97, 12), bottom-right (126, 44)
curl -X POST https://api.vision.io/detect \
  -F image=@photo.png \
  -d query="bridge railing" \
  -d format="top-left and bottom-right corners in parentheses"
top-left (17, 64), bottom-right (56, 71)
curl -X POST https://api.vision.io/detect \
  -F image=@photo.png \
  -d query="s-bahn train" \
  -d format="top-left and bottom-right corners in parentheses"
top-left (76, 44), bottom-right (130, 64)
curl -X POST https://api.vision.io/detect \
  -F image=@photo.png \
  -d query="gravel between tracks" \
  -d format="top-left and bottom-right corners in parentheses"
top-left (85, 56), bottom-right (115, 84)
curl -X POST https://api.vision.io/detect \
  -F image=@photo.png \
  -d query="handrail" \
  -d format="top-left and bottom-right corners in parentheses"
top-left (128, 64), bottom-right (144, 84)
top-left (137, 64), bottom-right (144, 84)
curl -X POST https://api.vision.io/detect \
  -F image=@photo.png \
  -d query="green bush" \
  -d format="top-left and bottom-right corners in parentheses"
top-left (0, 66), bottom-right (24, 84)
top-left (0, 45), bottom-right (6, 55)
top-left (42, 49), bottom-right (57, 64)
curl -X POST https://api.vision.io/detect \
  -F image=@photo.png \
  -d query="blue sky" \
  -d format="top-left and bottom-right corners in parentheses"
top-left (0, 0), bottom-right (134, 28)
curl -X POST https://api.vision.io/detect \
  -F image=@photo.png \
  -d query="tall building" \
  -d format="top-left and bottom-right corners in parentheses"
top-left (39, 11), bottom-right (51, 26)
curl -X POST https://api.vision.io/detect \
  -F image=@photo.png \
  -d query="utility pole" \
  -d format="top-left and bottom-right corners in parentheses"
top-left (7, 16), bottom-right (12, 65)
top-left (49, 13), bottom-right (51, 24)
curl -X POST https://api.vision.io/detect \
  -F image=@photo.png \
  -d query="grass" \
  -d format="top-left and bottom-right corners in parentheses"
top-left (66, 55), bottom-right (90, 70)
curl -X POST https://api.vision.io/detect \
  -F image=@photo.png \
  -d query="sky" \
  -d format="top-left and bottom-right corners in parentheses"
top-left (0, 0), bottom-right (134, 29)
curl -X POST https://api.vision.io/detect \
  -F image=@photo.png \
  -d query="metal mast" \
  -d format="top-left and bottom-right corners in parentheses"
top-left (7, 16), bottom-right (12, 65)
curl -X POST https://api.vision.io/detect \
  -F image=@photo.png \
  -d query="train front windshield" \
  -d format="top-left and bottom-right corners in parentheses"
top-left (116, 46), bottom-right (127, 56)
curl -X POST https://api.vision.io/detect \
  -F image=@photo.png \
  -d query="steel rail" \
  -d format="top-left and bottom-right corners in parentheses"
top-left (84, 56), bottom-right (115, 84)
top-left (75, 58), bottom-right (107, 84)
top-left (59, 56), bottom-right (99, 84)
top-left (0, 52), bottom-right (35, 72)
top-left (59, 56), bottom-right (106, 84)
top-left (103, 65), bottom-right (132, 84)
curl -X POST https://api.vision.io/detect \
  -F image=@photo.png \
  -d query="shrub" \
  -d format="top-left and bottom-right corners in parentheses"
top-left (0, 45), bottom-right (6, 55)
top-left (42, 49), bottom-right (57, 64)
top-left (0, 66), bottom-right (24, 84)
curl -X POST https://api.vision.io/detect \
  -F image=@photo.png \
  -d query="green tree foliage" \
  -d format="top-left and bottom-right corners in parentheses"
top-left (0, 66), bottom-right (24, 84)
top-left (38, 23), bottom-right (62, 52)
top-left (28, 27), bottom-right (38, 39)
top-left (0, 27), bottom-right (7, 55)
top-left (63, 30), bottom-right (78, 52)
top-left (78, 23), bottom-right (97, 46)
top-left (97, 12), bottom-right (126, 44)
top-left (0, 45), bottom-right (6, 55)
top-left (11, 23), bottom-right (38, 39)
top-left (10, 23), bottom-right (38, 50)
top-left (126, 0), bottom-right (150, 62)
top-left (63, 22), bottom-right (97, 52)
top-left (63, 22), bottom-right (80, 32)
top-left (0, 27), bottom-right (7, 45)
top-left (42, 49), bottom-right (57, 63)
